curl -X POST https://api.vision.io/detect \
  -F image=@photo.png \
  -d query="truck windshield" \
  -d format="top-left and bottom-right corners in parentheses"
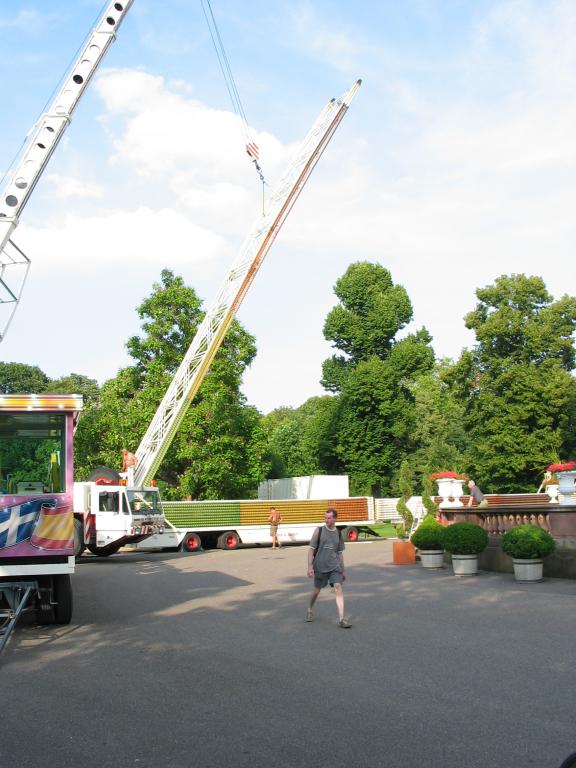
top-left (128, 490), bottom-right (161, 516)
top-left (0, 412), bottom-right (66, 494)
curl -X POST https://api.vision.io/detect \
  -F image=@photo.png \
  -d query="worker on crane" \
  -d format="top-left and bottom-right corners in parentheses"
top-left (121, 449), bottom-right (137, 485)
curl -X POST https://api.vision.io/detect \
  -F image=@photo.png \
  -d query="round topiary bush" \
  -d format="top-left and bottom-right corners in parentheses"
top-left (443, 521), bottom-right (488, 555)
top-left (501, 525), bottom-right (555, 560)
top-left (411, 516), bottom-right (445, 550)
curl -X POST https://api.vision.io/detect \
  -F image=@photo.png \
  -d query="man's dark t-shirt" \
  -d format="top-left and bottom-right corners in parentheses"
top-left (309, 526), bottom-right (344, 573)
top-left (470, 485), bottom-right (485, 503)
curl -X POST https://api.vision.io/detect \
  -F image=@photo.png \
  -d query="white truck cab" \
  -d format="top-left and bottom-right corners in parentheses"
top-left (73, 482), bottom-right (164, 557)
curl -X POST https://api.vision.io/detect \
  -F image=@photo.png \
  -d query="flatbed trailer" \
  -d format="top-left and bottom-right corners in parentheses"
top-left (125, 496), bottom-right (375, 552)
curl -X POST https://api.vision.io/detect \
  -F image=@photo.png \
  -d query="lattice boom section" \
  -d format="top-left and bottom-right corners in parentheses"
top-left (163, 497), bottom-right (371, 529)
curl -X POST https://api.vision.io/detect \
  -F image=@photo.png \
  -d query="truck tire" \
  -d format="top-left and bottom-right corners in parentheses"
top-left (87, 543), bottom-right (122, 557)
top-left (74, 517), bottom-right (84, 557)
top-left (342, 526), bottom-right (359, 542)
top-left (35, 582), bottom-right (55, 625)
top-left (88, 466), bottom-right (121, 485)
top-left (34, 576), bottom-right (54, 625)
top-left (53, 575), bottom-right (73, 625)
top-left (181, 532), bottom-right (202, 553)
top-left (218, 531), bottom-right (240, 550)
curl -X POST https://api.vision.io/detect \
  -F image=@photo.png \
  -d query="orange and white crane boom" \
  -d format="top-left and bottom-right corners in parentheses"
top-left (133, 79), bottom-right (362, 486)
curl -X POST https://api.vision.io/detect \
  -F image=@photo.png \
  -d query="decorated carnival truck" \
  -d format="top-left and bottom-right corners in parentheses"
top-left (126, 496), bottom-right (376, 552)
top-left (0, 393), bottom-right (167, 653)
top-left (0, 395), bottom-right (82, 651)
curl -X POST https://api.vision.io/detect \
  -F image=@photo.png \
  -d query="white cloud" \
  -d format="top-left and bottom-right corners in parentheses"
top-left (4, 2), bottom-right (576, 414)
top-left (18, 207), bottom-right (230, 272)
top-left (92, 69), bottom-right (293, 240)
top-left (0, 10), bottom-right (55, 33)
top-left (290, 5), bottom-right (361, 73)
top-left (45, 174), bottom-right (103, 200)
top-left (95, 69), bottom-right (290, 180)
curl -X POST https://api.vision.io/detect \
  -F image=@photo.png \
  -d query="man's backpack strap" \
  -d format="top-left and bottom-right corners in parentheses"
top-left (313, 526), bottom-right (323, 558)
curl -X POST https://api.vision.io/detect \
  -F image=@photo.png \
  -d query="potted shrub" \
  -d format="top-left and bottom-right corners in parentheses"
top-left (501, 524), bottom-right (556, 582)
top-left (443, 521), bottom-right (488, 576)
top-left (420, 471), bottom-right (439, 517)
top-left (411, 516), bottom-right (445, 569)
top-left (393, 460), bottom-right (416, 564)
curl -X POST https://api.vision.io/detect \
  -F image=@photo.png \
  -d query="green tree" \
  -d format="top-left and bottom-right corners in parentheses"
top-left (395, 458), bottom-right (414, 537)
top-left (0, 362), bottom-right (49, 393)
top-left (321, 262), bottom-right (413, 392)
top-left (262, 396), bottom-right (339, 478)
top-left (75, 269), bottom-right (269, 498)
top-left (445, 274), bottom-right (576, 491)
top-left (46, 373), bottom-right (100, 407)
top-left (321, 262), bottom-right (434, 494)
top-left (410, 364), bottom-right (467, 473)
top-left (420, 471), bottom-right (438, 517)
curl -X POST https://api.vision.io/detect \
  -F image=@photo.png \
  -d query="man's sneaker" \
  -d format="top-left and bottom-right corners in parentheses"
top-left (338, 618), bottom-right (352, 629)
top-left (305, 609), bottom-right (314, 622)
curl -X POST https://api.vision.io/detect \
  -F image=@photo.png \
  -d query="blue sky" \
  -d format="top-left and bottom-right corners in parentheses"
top-left (1, 0), bottom-right (575, 412)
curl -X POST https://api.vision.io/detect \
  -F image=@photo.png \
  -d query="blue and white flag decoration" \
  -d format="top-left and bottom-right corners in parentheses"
top-left (0, 499), bottom-right (48, 550)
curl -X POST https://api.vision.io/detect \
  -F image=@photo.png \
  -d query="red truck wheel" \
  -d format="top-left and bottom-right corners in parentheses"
top-left (218, 531), bottom-right (240, 550)
top-left (343, 526), bottom-right (359, 542)
top-left (181, 533), bottom-right (202, 552)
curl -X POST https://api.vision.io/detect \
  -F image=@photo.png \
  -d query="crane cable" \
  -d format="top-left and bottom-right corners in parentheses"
top-left (200, 0), bottom-right (267, 211)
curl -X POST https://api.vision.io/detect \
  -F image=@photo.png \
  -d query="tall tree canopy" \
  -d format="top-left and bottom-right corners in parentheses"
top-left (410, 363), bottom-right (467, 475)
top-left (321, 261), bottom-right (414, 392)
top-left (262, 396), bottom-right (339, 478)
top-left (321, 262), bottom-right (434, 495)
top-left (445, 274), bottom-right (576, 492)
top-left (47, 373), bottom-right (100, 407)
top-left (75, 269), bottom-right (269, 498)
top-left (0, 362), bottom-right (50, 393)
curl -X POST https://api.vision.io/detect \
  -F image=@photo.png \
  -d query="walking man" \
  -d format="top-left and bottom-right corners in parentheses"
top-left (306, 508), bottom-right (351, 628)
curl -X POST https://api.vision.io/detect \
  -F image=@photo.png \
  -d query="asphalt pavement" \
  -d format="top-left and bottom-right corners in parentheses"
top-left (1, 539), bottom-right (575, 768)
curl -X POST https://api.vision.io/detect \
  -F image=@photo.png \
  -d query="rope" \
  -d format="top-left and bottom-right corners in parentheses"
top-left (200, 0), bottom-right (267, 208)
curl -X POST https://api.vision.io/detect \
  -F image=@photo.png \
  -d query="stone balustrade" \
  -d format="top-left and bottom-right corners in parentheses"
top-left (439, 493), bottom-right (576, 537)
top-left (438, 493), bottom-right (576, 577)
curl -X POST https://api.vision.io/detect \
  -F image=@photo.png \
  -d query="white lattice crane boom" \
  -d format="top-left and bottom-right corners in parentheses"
top-left (133, 79), bottom-right (362, 486)
top-left (0, 1), bottom-right (134, 340)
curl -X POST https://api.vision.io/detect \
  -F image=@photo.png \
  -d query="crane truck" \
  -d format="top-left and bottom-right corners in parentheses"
top-left (1, 1), bottom-right (364, 569)
top-left (113, 80), bottom-right (365, 555)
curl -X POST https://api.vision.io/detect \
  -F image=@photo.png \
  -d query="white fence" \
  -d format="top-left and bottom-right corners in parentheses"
top-left (374, 496), bottom-right (429, 530)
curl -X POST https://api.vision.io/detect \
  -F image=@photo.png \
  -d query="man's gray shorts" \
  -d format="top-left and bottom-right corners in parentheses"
top-left (314, 569), bottom-right (343, 589)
